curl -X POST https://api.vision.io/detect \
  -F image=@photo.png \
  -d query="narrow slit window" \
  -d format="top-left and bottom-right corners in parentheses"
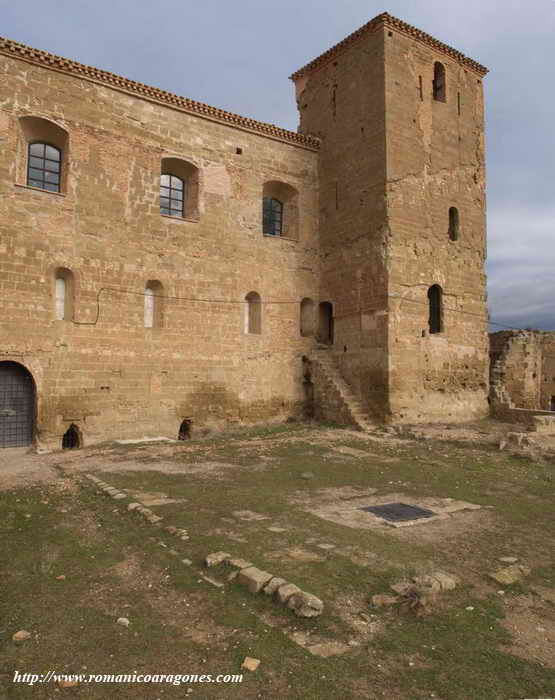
top-left (55, 278), bottom-right (66, 320)
top-left (160, 174), bottom-right (184, 218)
top-left (27, 142), bottom-right (61, 192)
top-left (448, 207), bottom-right (460, 241)
top-left (245, 292), bottom-right (262, 334)
top-left (433, 62), bottom-right (446, 102)
top-left (263, 197), bottom-right (283, 236)
top-left (144, 287), bottom-right (155, 328)
top-left (428, 285), bottom-right (443, 334)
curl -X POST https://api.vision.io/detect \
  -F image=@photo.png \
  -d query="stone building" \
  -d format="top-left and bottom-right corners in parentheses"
top-left (0, 13), bottom-right (489, 450)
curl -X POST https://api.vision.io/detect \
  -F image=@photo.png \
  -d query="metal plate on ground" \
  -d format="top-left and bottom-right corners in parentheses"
top-left (360, 502), bottom-right (436, 522)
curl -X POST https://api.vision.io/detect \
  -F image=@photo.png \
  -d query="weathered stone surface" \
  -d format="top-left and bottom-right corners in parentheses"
top-left (237, 567), bottom-right (273, 594)
top-left (263, 576), bottom-right (287, 596)
top-left (287, 591), bottom-right (324, 617)
top-left (225, 558), bottom-right (253, 571)
top-left (276, 582), bottom-right (301, 604)
top-left (499, 556), bottom-right (518, 564)
top-left (390, 581), bottom-right (412, 596)
top-left (488, 565), bottom-right (531, 586)
top-left (205, 552), bottom-right (231, 568)
top-left (413, 575), bottom-right (442, 593)
top-left (127, 503), bottom-right (142, 511)
top-left (372, 594), bottom-right (398, 608)
top-left (12, 630), bottom-right (32, 642)
top-left (241, 657), bottom-right (260, 672)
top-left (431, 571), bottom-right (459, 591)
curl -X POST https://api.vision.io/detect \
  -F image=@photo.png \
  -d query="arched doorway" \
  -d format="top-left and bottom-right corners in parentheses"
top-left (318, 302), bottom-right (334, 345)
top-left (0, 362), bottom-right (36, 448)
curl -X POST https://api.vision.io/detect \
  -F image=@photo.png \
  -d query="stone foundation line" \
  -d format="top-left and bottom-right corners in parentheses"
top-left (83, 474), bottom-right (189, 541)
top-left (205, 551), bottom-right (324, 618)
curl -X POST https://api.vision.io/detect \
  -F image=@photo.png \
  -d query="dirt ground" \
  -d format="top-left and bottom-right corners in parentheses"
top-left (0, 420), bottom-right (554, 699)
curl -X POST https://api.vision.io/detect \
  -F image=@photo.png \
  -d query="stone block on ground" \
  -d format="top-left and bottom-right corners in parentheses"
top-left (241, 657), bottom-right (260, 672)
top-left (276, 582), bottom-right (301, 604)
top-left (372, 594), bottom-right (398, 608)
top-left (390, 581), bottom-right (412, 596)
top-left (205, 552), bottom-right (231, 568)
top-left (413, 575), bottom-right (442, 593)
top-left (488, 564), bottom-right (530, 586)
top-left (237, 567), bottom-right (273, 593)
top-left (287, 591), bottom-right (324, 617)
top-left (432, 571), bottom-right (459, 591)
top-left (225, 557), bottom-right (253, 571)
top-left (263, 576), bottom-right (287, 596)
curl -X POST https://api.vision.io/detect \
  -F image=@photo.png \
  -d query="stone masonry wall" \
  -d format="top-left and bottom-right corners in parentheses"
top-left (385, 29), bottom-right (489, 423)
top-left (0, 52), bottom-right (319, 449)
top-left (294, 26), bottom-right (390, 421)
top-left (490, 330), bottom-right (555, 413)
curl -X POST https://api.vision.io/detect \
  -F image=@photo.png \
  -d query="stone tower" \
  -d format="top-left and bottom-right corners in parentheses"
top-left (292, 13), bottom-right (489, 423)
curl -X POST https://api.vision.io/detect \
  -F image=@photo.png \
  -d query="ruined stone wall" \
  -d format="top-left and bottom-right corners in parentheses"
top-left (489, 331), bottom-right (542, 410)
top-left (384, 30), bottom-right (489, 422)
top-left (540, 335), bottom-right (555, 411)
top-left (0, 53), bottom-right (319, 449)
top-left (294, 27), bottom-right (390, 420)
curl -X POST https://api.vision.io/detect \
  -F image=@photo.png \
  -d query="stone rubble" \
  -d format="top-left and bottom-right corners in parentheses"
top-left (204, 552), bottom-right (324, 617)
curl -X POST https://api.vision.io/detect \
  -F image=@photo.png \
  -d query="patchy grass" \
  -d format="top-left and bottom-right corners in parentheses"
top-left (1, 425), bottom-right (554, 699)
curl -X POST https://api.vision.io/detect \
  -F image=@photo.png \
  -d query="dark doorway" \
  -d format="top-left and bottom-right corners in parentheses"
top-left (62, 424), bottom-right (81, 449)
top-left (550, 396), bottom-right (555, 412)
top-left (0, 362), bottom-right (36, 448)
top-left (178, 419), bottom-right (192, 440)
top-left (318, 302), bottom-right (334, 345)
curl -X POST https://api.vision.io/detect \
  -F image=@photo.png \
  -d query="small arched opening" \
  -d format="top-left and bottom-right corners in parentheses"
top-left (245, 291), bottom-right (262, 334)
top-left (144, 280), bottom-right (164, 329)
top-left (62, 423), bottom-right (81, 449)
top-left (427, 285), bottom-right (443, 334)
top-left (178, 419), bottom-right (192, 440)
top-left (448, 207), bottom-right (460, 241)
top-left (433, 62), bottom-right (446, 102)
top-left (317, 302), bottom-right (334, 345)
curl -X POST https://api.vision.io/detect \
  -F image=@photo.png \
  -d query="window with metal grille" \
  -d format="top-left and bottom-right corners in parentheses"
top-left (428, 285), bottom-right (443, 334)
top-left (27, 142), bottom-right (61, 192)
top-left (160, 174), bottom-right (185, 217)
top-left (433, 62), bottom-right (446, 102)
top-left (263, 197), bottom-right (283, 236)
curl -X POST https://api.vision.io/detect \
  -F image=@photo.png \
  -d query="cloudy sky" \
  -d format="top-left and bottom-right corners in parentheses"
top-left (2, 0), bottom-right (554, 330)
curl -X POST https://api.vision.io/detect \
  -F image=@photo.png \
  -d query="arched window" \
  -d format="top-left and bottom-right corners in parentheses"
top-left (160, 174), bottom-right (184, 217)
top-left (19, 116), bottom-right (68, 193)
top-left (28, 143), bottom-right (61, 192)
top-left (144, 281), bottom-right (164, 329)
top-left (160, 158), bottom-right (200, 220)
top-left (245, 292), bottom-right (261, 334)
top-left (433, 62), bottom-right (446, 102)
top-left (54, 268), bottom-right (74, 321)
top-left (300, 298), bottom-right (315, 337)
top-left (263, 197), bottom-right (283, 236)
top-left (262, 181), bottom-right (299, 239)
top-left (428, 285), bottom-right (443, 334)
top-left (448, 207), bottom-right (460, 241)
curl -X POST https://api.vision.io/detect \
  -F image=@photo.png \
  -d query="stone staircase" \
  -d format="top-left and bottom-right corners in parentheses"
top-left (310, 348), bottom-right (375, 432)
